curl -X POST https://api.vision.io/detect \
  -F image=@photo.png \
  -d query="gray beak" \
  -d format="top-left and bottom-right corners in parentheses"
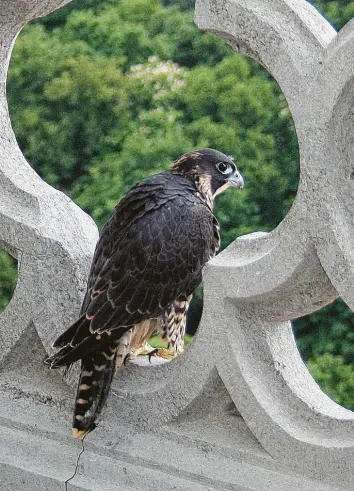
top-left (227, 171), bottom-right (244, 189)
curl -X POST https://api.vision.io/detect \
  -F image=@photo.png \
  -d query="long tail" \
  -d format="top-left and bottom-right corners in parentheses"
top-left (72, 329), bottom-right (133, 439)
top-left (45, 316), bottom-right (133, 439)
top-left (72, 342), bottom-right (118, 439)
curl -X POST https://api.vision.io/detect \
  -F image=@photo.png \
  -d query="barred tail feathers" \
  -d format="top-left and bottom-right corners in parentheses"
top-left (72, 330), bottom-right (132, 439)
top-left (72, 342), bottom-right (118, 439)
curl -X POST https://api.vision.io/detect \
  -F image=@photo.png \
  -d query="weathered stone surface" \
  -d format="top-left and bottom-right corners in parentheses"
top-left (1, 0), bottom-right (354, 490)
top-left (0, 0), bottom-right (98, 367)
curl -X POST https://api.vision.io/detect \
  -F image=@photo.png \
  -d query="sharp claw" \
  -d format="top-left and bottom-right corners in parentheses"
top-left (148, 348), bottom-right (159, 363)
top-left (123, 353), bottom-right (131, 366)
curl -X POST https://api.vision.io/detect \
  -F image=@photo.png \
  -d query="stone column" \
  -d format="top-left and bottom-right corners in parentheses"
top-left (0, 0), bottom-right (98, 366)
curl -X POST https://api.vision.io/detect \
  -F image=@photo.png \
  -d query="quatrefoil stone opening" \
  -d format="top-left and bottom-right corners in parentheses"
top-left (1, 1), bottom-right (354, 488)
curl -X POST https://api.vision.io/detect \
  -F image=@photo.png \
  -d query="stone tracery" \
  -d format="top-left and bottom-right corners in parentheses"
top-left (1, 1), bottom-right (354, 489)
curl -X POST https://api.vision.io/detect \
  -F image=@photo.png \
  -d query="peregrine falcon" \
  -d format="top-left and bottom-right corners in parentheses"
top-left (45, 148), bottom-right (244, 438)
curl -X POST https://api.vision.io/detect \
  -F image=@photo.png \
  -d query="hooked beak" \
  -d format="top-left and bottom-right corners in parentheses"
top-left (226, 171), bottom-right (244, 189)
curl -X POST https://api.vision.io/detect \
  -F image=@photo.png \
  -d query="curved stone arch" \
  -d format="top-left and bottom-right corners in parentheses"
top-left (105, 10), bottom-right (354, 489)
top-left (307, 23), bottom-right (354, 311)
top-left (194, 0), bottom-right (336, 115)
top-left (2, 1), bottom-right (354, 488)
top-left (189, 0), bottom-right (354, 484)
top-left (0, 1), bottom-right (98, 364)
top-left (74, 0), bottom-right (354, 485)
top-left (110, 1), bottom-right (337, 424)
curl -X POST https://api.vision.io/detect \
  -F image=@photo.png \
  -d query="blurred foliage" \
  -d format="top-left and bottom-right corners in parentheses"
top-left (308, 354), bottom-right (354, 410)
top-left (310, 0), bottom-right (354, 29)
top-left (2, 0), bottom-right (354, 408)
top-left (8, 3), bottom-right (298, 231)
top-left (150, 333), bottom-right (192, 349)
top-left (0, 252), bottom-right (17, 311)
top-left (294, 299), bottom-right (354, 365)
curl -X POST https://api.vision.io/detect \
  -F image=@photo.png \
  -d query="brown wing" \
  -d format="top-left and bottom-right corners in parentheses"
top-left (50, 172), bottom-right (218, 366)
top-left (85, 189), bottom-right (216, 336)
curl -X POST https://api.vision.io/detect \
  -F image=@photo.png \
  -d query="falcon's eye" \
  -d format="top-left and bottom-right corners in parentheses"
top-left (217, 162), bottom-right (232, 174)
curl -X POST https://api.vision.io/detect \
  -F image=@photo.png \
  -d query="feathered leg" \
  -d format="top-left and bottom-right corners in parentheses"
top-left (154, 295), bottom-right (192, 359)
top-left (126, 319), bottom-right (161, 361)
top-left (115, 329), bottom-right (133, 372)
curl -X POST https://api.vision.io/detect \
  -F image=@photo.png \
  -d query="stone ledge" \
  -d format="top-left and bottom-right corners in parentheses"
top-left (0, 399), bottom-right (340, 491)
top-left (0, 361), bottom-right (345, 491)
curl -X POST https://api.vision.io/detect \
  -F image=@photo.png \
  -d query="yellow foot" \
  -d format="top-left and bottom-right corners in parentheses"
top-left (128, 343), bottom-right (156, 361)
top-left (126, 344), bottom-right (178, 363)
top-left (149, 347), bottom-right (177, 361)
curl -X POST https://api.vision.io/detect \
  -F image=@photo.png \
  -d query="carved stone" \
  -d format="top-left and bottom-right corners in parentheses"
top-left (1, 0), bottom-right (354, 490)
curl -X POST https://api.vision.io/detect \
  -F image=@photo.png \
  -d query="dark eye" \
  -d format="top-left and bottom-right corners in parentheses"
top-left (217, 162), bottom-right (232, 174)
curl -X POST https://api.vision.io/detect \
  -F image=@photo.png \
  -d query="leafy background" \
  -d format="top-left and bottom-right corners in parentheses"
top-left (1, 0), bottom-right (354, 409)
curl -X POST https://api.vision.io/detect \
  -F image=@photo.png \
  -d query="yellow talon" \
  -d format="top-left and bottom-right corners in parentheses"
top-left (150, 348), bottom-right (177, 360)
top-left (129, 343), bottom-right (156, 359)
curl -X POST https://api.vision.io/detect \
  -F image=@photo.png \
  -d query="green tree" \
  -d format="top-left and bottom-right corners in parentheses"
top-left (308, 353), bottom-right (354, 410)
top-left (0, 252), bottom-right (17, 311)
top-left (294, 299), bottom-right (354, 365)
top-left (310, 0), bottom-right (354, 29)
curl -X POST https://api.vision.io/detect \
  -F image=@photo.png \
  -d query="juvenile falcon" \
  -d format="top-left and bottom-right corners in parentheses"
top-left (45, 148), bottom-right (244, 438)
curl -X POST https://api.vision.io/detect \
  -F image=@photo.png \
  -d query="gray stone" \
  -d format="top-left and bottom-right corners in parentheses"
top-left (0, 0), bottom-right (98, 371)
top-left (1, 0), bottom-right (354, 490)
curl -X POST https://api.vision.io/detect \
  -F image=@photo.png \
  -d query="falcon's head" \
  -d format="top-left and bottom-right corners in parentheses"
top-left (171, 148), bottom-right (244, 197)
